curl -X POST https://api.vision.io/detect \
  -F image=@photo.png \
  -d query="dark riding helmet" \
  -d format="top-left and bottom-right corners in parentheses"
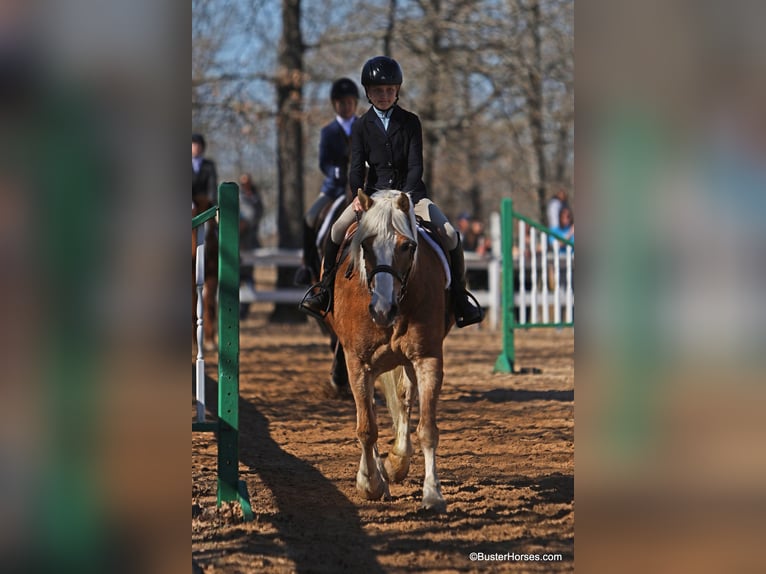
top-left (361, 56), bottom-right (403, 87)
top-left (192, 133), bottom-right (206, 149)
top-left (330, 77), bottom-right (359, 101)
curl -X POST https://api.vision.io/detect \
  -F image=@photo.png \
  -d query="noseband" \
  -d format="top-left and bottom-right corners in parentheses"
top-left (366, 251), bottom-right (415, 302)
top-left (367, 265), bottom-right (405, 289)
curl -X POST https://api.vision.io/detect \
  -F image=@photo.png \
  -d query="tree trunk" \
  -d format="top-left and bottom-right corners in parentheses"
top-left (420, 2), bottom-right (442, 199)
top-left (272, 0), bottom-right (306, 323)
top-left (383, 0), bottom-right (397, 57)
top-left (526, 0), bottom-right (548, 223)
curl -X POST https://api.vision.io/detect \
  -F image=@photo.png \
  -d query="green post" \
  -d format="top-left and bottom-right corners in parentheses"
top-left (494, 198), bottom-right (515, 373)
top-left (216, 182), bottom-right (253, 520)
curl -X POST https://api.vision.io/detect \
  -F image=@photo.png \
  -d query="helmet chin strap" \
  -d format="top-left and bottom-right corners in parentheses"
top-left (367, 96), bottom-right (399, 114)
top-left (366, 91), bottom-right (399, 112)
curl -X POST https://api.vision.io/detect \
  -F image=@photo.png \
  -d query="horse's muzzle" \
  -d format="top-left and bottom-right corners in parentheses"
top-left (369, 301), bottom-right (398, 327)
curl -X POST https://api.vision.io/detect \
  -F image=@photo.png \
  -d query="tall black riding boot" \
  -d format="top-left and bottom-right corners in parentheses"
top-left (298, 239), bottom-right (341, 319)
top-left (449, 238), bottom-right (485, 328)
top-left (330, 339), bottom-right (350, 394)
top-left (294, 222), bottom-right (320, 286)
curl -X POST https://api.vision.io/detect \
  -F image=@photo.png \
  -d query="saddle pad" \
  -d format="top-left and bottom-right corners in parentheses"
top-left (417, 226), bottom-right (451, 290)
top-left (316, 195), bottom-right (348, 248)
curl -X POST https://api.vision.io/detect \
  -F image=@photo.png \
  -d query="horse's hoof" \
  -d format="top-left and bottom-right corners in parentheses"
top-left (421, 496), bottom-right (447, 513)
top-left (422, 484), bottom-right (447, 513)
top-left (384, 453), bottom-right (411, 483)
top-left (357, 484), bottom-right (388, 501)
top-left (356, 472), bottom-right (389, 501)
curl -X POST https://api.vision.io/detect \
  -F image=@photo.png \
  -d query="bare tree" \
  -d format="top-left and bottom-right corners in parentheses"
top-left (499, 0), bottom-right (574, 221)
top-left (524, 0), bottom-right (548, 221)
top-left (384, 0), bottom-right (398, 56)
top-left (192, 0), bottom-right (573, 250)
top-left (271, 0), bottom-right (307, 322)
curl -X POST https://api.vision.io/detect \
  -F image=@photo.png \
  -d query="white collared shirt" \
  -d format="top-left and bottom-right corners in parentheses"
top-left (373, 107), bottom-right (393, 131)
top-left (336, 115), bottom-right (356, 137)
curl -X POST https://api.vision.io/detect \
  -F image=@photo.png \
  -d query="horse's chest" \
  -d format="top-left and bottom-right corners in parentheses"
top-left (359, 332), bottom-right (418, 367)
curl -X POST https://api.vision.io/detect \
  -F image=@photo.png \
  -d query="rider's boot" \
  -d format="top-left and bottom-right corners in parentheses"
top-left (329, 340), bottom-right (350, 395)
top-left (449, 237), bottom-right (485, 328)
top-left (294, 222), bottom-right (319, 286)
top-left (299, 239), bottom-right (341, 319)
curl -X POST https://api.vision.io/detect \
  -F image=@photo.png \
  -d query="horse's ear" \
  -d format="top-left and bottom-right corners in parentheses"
top-left (397, 192), bottom-right (410, 213)
top-left (358, 189), bottom-right (374, 211)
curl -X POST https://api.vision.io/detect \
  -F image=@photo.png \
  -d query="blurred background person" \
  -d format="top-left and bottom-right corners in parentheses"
top-left (456, 212), bottom-right (471, 244)
top-left (546, 187), bottom-right (569, 231)
top-left (294, 77), bottom-right (359, 286)
top-left (192, 133), bottom-right (217, 206)
top-left (238, 173), bottom-right (263, 319)
top-left (468, 217), bottom-right (490, 256)
top-left (549, 205), bottom-right (574, 251)
top-left (463, 217), bottom-right (491, 293)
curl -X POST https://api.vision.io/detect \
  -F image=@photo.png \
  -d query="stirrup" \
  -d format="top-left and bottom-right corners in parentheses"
top-left (298, 285), bottom-right (331, 321)
top-left (455, 290), bottom-right (484, 328)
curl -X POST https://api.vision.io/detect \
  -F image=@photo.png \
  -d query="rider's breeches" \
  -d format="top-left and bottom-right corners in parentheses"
top-left (330, 197), bottom-right (458, 251)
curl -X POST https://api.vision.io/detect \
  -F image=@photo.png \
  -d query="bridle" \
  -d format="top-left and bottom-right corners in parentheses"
top-left (365, 241), bottom-right (416, 303)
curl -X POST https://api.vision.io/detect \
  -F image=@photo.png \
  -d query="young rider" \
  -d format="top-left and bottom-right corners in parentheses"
top-left (294, 78), bottom-right (360, 286)
top-left (299, 56), bottom-right (484, 328)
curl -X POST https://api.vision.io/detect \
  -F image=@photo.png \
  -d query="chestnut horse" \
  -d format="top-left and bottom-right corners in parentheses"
top-left (325, 189), bottom-right (454, 512)
top-left (192, 197), bottom-right (218, 351)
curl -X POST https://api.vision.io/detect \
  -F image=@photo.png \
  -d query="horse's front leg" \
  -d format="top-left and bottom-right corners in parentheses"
top-left (348, 359), bottom-right (389, 501)
top-left (415, 357), bottom-right (446, 512)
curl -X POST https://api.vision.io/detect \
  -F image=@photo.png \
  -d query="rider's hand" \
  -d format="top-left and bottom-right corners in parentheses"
top-left (352, 195), bottom-right (363, 213)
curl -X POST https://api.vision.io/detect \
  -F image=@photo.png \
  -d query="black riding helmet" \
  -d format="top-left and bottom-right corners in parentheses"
top-left (361, 56), bottom-right (403, 87)
top-left (330, 77), bottom-right (359, 101)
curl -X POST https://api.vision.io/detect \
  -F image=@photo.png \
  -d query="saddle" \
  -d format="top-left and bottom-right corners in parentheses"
top-left (301, 195), bottom-right (350, 283)
top-left (415, 217), bottom-right (450, 260)
top-left (415, 217), bottom-right (452, 289)
top-left (315, 195), bottom-right (348, 250)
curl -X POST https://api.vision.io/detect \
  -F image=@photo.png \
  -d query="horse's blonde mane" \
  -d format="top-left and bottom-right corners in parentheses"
top-left (349, 190), bottom-right (419, 285)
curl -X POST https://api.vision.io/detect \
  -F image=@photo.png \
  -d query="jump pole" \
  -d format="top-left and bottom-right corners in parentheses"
top-left (192, 182), bottom-right (253, 520)
top-left (494, 197), bottom-right (516, 373)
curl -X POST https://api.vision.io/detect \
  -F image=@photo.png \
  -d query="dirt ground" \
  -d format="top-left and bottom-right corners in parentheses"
top-left (192, 301), bottom-right (573, 573)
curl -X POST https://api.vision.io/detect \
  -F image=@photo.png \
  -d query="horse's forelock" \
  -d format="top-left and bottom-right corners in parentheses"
top-left (351, 191), bottom-right (418, 284)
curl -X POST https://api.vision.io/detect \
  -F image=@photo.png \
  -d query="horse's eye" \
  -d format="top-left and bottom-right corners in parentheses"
top-left (400, 241), bottom-right (415, 253)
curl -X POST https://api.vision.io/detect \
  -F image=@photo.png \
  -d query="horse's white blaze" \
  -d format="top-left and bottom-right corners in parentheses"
top-left (369, 239), bottom-right (397, 325)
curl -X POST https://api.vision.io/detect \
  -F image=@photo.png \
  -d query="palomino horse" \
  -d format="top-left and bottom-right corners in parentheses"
top-left (325, 189), bottom-right (453, 512)
top-left (192, 196), bottom-right (218, 351)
